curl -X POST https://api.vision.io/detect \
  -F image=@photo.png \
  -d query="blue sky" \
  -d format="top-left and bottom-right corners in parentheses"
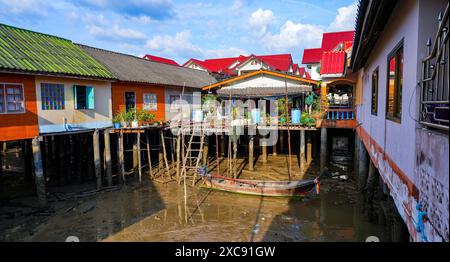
top-left (0, 0), bottom-right (357, 65)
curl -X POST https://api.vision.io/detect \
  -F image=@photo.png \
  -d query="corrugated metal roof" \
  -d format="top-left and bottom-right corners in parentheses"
top-left (79, 44), bottom-right (217, 88)
top-left (143, 55), bottom-right (179, 66)
top-left (0, 23), bottom-right (115, 79)
top-left (320, 51), bottom-right (346, 75)
top-left (302, 48), bottom-right (323, 64)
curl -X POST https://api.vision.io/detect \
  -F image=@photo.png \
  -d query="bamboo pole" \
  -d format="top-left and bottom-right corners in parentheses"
top-left (249, 136), bottom-right (254, 171)
top-left (146, 132), bottom-right (153, 178)
top-left (284, 73), bottom-right (292, 181)
top-left (137, 132), bottom-right (142, 183)
top-left (300, 130), bottom-right (306, 176)
top-left (160, 129), bottom-right (170, 177)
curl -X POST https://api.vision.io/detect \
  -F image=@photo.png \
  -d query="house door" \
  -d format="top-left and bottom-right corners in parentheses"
top-left (125, 92), bottom-right (136, 111)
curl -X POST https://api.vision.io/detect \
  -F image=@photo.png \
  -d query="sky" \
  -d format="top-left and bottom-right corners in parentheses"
top-left (0, 0), bottom-right (358, 65)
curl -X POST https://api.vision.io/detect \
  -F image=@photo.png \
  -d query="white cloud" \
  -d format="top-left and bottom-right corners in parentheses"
top-left (146, 30), bottom-right (204, 58)
top-left (205, 47), bottom-right (249, 58)
top-left (262, 20), bottom-right (324, 52)
top-left (88, 24), bottom-right (147, 41)
top-left (0, 0), bottom-right (54, 17)
top-left (248, 8), bottom-right (275, 36)
top-left (231, 0), bottom-right (244, 12)
top-left (328, 2), bottom-right (358, 31)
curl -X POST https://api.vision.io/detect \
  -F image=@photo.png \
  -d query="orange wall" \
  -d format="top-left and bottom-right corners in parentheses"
top-left (112, 82), bottom-right (165, 121)
top-left (0, 73), bottom-right (39, 141)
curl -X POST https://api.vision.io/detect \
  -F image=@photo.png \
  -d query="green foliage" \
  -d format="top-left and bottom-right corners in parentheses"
top-left (301, 112), bottom-right (316, 127)
top-left (137, 109), bottom-right (155, 123)
top-left (113, 112), bottom-right (123, 124)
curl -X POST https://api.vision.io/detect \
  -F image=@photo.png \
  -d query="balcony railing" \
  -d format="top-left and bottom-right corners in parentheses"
top-left (420, 3), bottom-right (449, 131)
top-left (326, 108), bottom-right (355, 120)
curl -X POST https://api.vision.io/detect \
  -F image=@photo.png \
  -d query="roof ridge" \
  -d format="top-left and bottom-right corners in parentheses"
top-left (0, 23), bottom-right (71, 42)
top-left (77, 43), bottom-right (213, 74)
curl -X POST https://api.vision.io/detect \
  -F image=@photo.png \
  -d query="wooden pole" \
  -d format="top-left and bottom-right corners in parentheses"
top-left (220, 135), bottom-right (225, 158)
top-left (307, 131), bottom-right (312, 164)
top-left (119, 130), bottom-right (125, 184)
top-left (300, 130), bottom-right (306, 175)
top-left (160, 129), bottom-right (170, 177)
top-left (248, 136), bottom-right (254, 171)
top-left (284, 74), bottom-right (292, 181)
top-left (133, 135), bottom-right (139, 176)
top-left (32, 137), bottom-right (47, 207)
top-left (2, 141), bottom-right (6, 153)
top-left (203, 136), bottom-right (209, 166)
top-left (233, 137), bottom-right (237, 178)
top-left (215, 132), bottom-right (220, 175)
top-left (104, 130), bottom-right (112, 186)
top-left (320, 128), bottom-right (327, 174)
top-left (279, 130), bottom-right (284, 154)
top-left (137, 132), bottom-right (142, 184)
top-left (93, 129), bottom-right (102, 189)
top-left (176, 132), bottom-right (181, 180)
top-left (24, 139), bottom-right (32, 181)
top-left (262, 138), bottom-right (267, 164)
top-left (146, 132), bottom-right (153, 178)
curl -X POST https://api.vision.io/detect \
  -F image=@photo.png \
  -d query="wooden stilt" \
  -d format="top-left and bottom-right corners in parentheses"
top-left (57, 135), bottom-right (66, 185)
top-left (248, 136), bottom-right (254, 171)
top-left (146, 132), bottom-right (153, 178)
top-left (104, 130), bottom-right (112, 186)
top-left (137, 132), bottom-right (142, 184)
top-left (203, 136), bottom-right (209, 166)
top-left (220, 135), bottom-right (225, 158)
top-left (300, 130), bottom-right (306, 175)
top-left (280, 130), bottom-right (284, 154)
top-left (233, 136), bottom-right (238, 178)
top-left (86, 134), bottom-right (94, 181)
top-left (119, 130), bottom-right (125, 184)
top-left (24, 139), bottom-right (32, 181)
top-left (2, 141), bottom-right (6, 153)
top-left (215, 133), bottom-right (220, 175)
top-left (93, 129), bottom-right (102, 189)
top-left (160, 129), bottom-right (170, 177)
top-left (307, 131), bottom-right (312, 164)
top-left (320, 128), bottom-right (327, 174)
top-left (262, 138), bottom-right (267, 164)
top-left (32, 137), bottom-right (47, 207)
top-left (133, 135), bottom-right (139, 176)
top-left (176, 132), bottom-right (181, 180)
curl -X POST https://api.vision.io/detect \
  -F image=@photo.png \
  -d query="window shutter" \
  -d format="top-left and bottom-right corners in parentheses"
top-left (73, 85), bottom-right (78, 109)
top-left (86, 86), bottom-right (95, 109)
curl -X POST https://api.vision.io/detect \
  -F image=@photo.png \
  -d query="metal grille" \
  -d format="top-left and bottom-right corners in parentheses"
top-left (420, 3), bottom-right (449, 131)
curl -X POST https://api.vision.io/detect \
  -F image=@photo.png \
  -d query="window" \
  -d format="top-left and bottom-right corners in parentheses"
top-left (371, 68), bottom-right (379, 115)
top-left (143, 93), bottom-right (157, 111)
top-left (386, 42), bottom-right (403, 121)
top-left (74, 85), bottom-right (94, 110)
top-left (41, 83), bottom-right (65, 110)
top-left (0, 83), bottom-right (25, 114)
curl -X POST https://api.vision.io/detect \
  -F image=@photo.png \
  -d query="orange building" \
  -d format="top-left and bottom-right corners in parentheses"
top-left (0, 73), bottom-right (39, 141)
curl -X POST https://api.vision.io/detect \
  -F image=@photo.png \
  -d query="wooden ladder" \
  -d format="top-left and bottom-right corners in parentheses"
top-left (180, 122), bottom-right (205, 186)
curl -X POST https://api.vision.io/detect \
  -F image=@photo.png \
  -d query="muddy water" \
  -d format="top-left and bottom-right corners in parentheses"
top-left (1, 159), bottom-right (392, 242)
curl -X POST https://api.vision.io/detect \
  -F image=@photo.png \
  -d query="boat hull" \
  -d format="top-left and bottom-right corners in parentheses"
top-left (201, 175), bottom-right (318, 197)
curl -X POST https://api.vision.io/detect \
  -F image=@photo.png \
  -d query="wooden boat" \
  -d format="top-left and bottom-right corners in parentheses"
top-left (200, 174), bottom-right (320, 197)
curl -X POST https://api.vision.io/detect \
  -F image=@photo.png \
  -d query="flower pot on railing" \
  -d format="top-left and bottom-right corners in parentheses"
top-left (114, 122), bottom-right (121, 129)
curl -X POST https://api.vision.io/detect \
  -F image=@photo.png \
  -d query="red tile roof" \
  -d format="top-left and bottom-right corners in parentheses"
top-left (302, 48), bottom-right (323, 64)
top-left (321, 31), bottom-right (355, 52)
top-left (143, 54), bottom-right (179, 66)
top-left (320, 51), bottom-right (346, 75)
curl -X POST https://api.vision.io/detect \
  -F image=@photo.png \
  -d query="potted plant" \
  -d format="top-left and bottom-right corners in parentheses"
top-left (124, 109), bottom-right (136, 127)
top-left (138, 109), bottom-right (155, 126)
top-left (113, 113), bottom-right (123, 128)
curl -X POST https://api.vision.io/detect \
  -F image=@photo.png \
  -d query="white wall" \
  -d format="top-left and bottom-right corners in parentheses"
top-left (35, 76), bottom-right (112, 134)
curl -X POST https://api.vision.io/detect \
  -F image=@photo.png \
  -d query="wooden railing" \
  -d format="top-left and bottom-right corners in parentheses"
top-left (325, 108), bottom-right (355, 120)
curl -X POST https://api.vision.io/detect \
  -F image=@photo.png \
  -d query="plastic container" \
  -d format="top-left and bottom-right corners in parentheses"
top-left (251, 108), bottom-right (261, 124)
top-left (192, 109), bottom-right (204, 122)
top-left (291, 109), bottom-right (301, 124)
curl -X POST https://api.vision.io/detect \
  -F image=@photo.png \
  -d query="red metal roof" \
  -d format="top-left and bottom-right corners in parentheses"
top-left (320, 51), bottom-right (346, 75)
top-left (143, 54), bottom-right (179, 66)
top-left (293, 63), bottom-right (298, 73)
top-left (321, 31), bottom-right (355, 52)
top-left (298, 67), bottom-right (311, 79)
top-left (302, 48), bottom-right (323, 64)
top-left (257, 54), bottom-right (293, 71)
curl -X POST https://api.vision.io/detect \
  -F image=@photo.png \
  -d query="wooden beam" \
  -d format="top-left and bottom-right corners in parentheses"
top-left (146, 132), bottom-right (153, 178)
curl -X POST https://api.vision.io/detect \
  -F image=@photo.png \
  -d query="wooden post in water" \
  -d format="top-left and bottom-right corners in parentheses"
top-left (279, 130), bottom-right (284, 154)
top-left (307, 131), bottom-right (312, 164)
top-left (24, 139), bottom-right (33, 181)
top-left (272, 131), bottom-right (277, 157)
top-left (220, 135), bottom-right (225, 158)
top-left (248, 136), bottom-right (254, 171)
top-left (93, 129), bottom-right (102, 189)
top-left (119, 130), bottom-right (125, 184)
top-left (160, 129), bottom-right (170, 177)
top-left (133, 135), bottom-right (139, 176)
top-left (32, 137), bottom-right (47, 207)
top-left (104, 130), bottom-right (112, 186)
top-left (262, 138), bottom-right (267, 164)
top-left (137, 132), bottom-right (142, 184)
top-left (203, 136), bottom-right (209, 166)
top-left (320, 128), bottom-right (327, 174)
top-left (146, 132), bottom-right (153, 178)
top-left (300, 130), bottom-right (306, 175)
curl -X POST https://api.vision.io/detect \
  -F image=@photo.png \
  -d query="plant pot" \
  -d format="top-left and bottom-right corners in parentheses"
top-left (114, 122), bottom-right (121, 129)
top-left (131, 120), bottom-right (139, 128)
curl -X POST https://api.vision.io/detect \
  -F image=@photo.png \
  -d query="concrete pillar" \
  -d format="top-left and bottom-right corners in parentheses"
top-left (357, 137), bottom-right (369, 191)
top-left (320, 128), bottom-right (327, 174)
top-left (248, 136), bottom-right (254, 171)
top-left (32, 137), bottom-right (47, 207)
top-left (300, 130), bottom-right (306, 173)
top-left (306, 131), bottom-right (312, 163)
top-left (93, 129), bottom-right (102, 189)
top-left (104, 130), bottom-right (112, 186)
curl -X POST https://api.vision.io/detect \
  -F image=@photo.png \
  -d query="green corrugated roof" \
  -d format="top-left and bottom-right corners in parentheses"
top-left (0, 23), bottom-right (116, 79)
